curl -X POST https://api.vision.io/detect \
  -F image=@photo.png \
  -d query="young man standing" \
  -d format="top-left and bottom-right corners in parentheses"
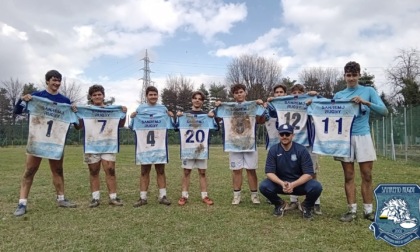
top-left (215, 84), bottom-right (265, 205)
top-left (13, 70), bottom-right (78, 216)
top-left (259, 124), bottom-right (322, 219)
top-left (130, 86), bottom-right (174, 207)
top-left (74, 85), bottom-right (127, 207)
top-left (264, 84), bottom-right (287, 149)
top-left (334, 61), bottom-right (388, 222)
top-left (176, 91), bottom-right (217, 206)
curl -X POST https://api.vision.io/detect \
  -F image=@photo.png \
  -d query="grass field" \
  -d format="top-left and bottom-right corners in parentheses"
top-left (1, 145), bottom-right (419, 251)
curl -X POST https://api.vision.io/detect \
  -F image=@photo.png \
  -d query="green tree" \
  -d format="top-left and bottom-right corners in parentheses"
top-left (208, 82), bottom-right (229, 104)
top-left (198, 83), bottom-right (211, 111)
top-left (161, 75), bottom-right (194, 112)
top-left (22, 83), bottom-right (39, 95)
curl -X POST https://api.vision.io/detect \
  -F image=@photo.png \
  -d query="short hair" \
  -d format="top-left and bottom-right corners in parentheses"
top-left (273, 84), bottom-right (287, 93)
top-left (88, 84), bottom-right (105, 97)
top-left (290, 83), bottom-right (305, 93)
top-left (230, 83), bottom-right (246, 94)
top-left (344, 61), bottom-right (361, 74)
top-left (191, 91), bottom-right (206, 100)
top-left (146, 86), bottom-right (158, 95)
top-left (45, 70), bottom-right (62, 82)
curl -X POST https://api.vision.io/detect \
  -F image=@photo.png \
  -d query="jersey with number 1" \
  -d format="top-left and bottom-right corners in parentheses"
top-left (216, 101), bottom-right (264, 152)
top-left (131, 104), bottom-right (174, 164)
top-left (76, 105), bottom-right (126, 154)
top-left (268, 95), bottom-right (310, 146)
top-left (178, 113), bottom-right (217, 160)
top-left (307, 98), bottom-right (360, 157)
top-left (25, 96), bottom-right (78, 160)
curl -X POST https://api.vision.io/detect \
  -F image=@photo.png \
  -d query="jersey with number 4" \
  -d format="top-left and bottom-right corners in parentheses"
top-left (268, 95), bottom-right (310, 146)
top-left (76, 105), bottom-right (126, 154)
top-left (307, 98), bottom-right (360, 157)
top-left (178, 113), bottom-right (217, 160)
top-left (131, 112), bottom-right (174, 165)
top-left (26, 96), bottom-right (78, 160)
top-left (216, 101), bottom-right (264, 152)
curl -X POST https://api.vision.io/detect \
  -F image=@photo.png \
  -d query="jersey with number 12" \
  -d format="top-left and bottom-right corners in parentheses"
top-left (268, 95), bottom-right (310, 146)
top-left (26, 96), bottom-right (78, 160)
top-left (178, 113), bottom-right (216, 160)
top-left (76, 105), bottom-right (126, 154)
top-left (131, 111), bottom-right (174, 164)
top-left (307, 98), bottom-right (360, 157)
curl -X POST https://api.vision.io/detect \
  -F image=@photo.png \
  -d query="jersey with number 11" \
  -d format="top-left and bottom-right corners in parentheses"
top-left (307, 98), bottom-right (360, 157)
top-left (131, 110), bottom-right (174, 165)
top-left (26, 96), bottom-right (78, 160)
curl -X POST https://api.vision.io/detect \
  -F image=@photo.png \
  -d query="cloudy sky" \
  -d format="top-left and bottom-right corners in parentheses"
top-left (1, 0), bottom-right (419, 115)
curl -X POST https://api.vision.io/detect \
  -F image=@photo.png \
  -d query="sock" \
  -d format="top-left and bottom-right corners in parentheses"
top-left (349, 203), bottom-right (357, 213)
top-left (19, 199), bottom-right (28, 206)
top-left (109, 193), bottom-right (117, 200)
top-left (182, 191), bottom-right (189, 199)
top-left (290, 195), bottom-right (298, 202)
top-left (250, 191), bottom-right (258, 196)
top-left (92, 191), bottom-right (100, 200)
top-left (57, 195), bottom-right (65, 201)
top-left (233, 190), bottom-right (241, 197)
top-left (315, 197), bottom-right (321, 205)
top-left (201, 192), bottom-right (208, 199)
top-left (159, 188), bottom-right (167, 199)
top-left (140, 191), bottom-right (147, 200)
top-left (363, 203), bottom-right (373, 214)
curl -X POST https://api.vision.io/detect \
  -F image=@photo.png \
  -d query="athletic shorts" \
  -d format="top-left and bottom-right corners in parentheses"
top-left (334, 134), bottom-right (377, 163)
top-left (306, 146), bottom-right (320, 173)
top-left (182, 159), bottom-right (207, 169)
top-left (84, 153), bottom-right (116, 164)
top-left (229, 151), bottom-right (258, 170)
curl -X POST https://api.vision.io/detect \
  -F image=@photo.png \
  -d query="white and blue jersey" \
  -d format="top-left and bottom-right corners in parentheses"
top-left (131, 105), bottom-right (174, 165)
top-left (76, 105), bottom-right (126, 154)
top-left (307, 98), bottom-right (360, 157)
top-left (177, 113), bottom-right (217, 160)
top-left (268, 95), bottom-right (310, 146)
top-left (216, 101), bottom-right (264, 152)
top-left (25, 96), bottom-right (78, 160)
top-left (265, 117), bottom-right (279, 150)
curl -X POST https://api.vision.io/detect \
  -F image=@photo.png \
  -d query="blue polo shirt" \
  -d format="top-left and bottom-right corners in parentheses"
top-left (265, 142), bottom-right (314, 181)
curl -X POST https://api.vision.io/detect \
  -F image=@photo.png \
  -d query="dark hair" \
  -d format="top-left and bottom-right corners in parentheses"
top-left (290, 83), bottom-right (305, 93)
top-left (45, 70), bottom-right (62, 82)
top-left (344, 61), bottom-right (361, 74)
top-left (230, 83), bottom-right (246, 94)
top-left (192, 91), bottom-right (206, 100)
top-left (146, 86), bottom-right (158, 95)
top-left (273, 84), bottom-right (287, 93)
top-left (88, 84), bottom-right (105, 97)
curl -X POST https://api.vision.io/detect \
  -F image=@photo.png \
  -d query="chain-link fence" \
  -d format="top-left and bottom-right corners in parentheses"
top-left (372, 105), bottom-right (420, 162)
top-left (3, 107), bottom-right (420, 162)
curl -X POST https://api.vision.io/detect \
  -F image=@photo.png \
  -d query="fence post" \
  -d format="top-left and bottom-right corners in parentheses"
top-left (390, 113), bottom-right (396, 160)
top-left (404, 106), bottom-right (407, 162)
top-left (382, 117), bottom-right (386, 157)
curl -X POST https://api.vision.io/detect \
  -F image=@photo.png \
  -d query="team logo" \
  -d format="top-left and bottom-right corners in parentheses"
top-left (291, 154), bottom-right (297, 161)
top-left (369, 184), bottom-right (420, 247)
top-left (230, 162), bottom-right (236, 168)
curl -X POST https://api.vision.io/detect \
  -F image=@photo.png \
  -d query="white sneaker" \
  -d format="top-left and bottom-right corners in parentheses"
top-left (232, 195), bottom-right (241, 205)
top-left (251, 194), bottom-right (260, 204)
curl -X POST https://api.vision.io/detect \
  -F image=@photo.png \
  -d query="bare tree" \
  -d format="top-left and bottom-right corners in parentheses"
top-left (386, 48), bottom-right (420, 106)
top-left (226, 54), bottom-right (282, 100)
top-left (60, 78), bottom-right (84, 104)
top-left (1, 78), bottom-right (24, 124)
top-left (298, 67), bottom-right (340, 98)
top-left (161, 75), bottom-right (194, 112)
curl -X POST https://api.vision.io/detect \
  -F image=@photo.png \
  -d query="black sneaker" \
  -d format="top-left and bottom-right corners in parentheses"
top-left (273, 201), bottom-right (286, 217)
top-left (302, 206), bottom-right (314, 220)
top-left (340, 211), bottom-right (357, 222)
top-left (364, 212), bottom-right (375, 221)
top-left (89, 199), bottom-right (100, 208)
top-left (158, 196), bottom-right (171, 206)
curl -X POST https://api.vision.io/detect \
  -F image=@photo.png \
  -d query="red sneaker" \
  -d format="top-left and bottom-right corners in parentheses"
top-left (178, 197), bottom-right (187, 206)
top-left (202, 196), bottom-right (214, 205)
